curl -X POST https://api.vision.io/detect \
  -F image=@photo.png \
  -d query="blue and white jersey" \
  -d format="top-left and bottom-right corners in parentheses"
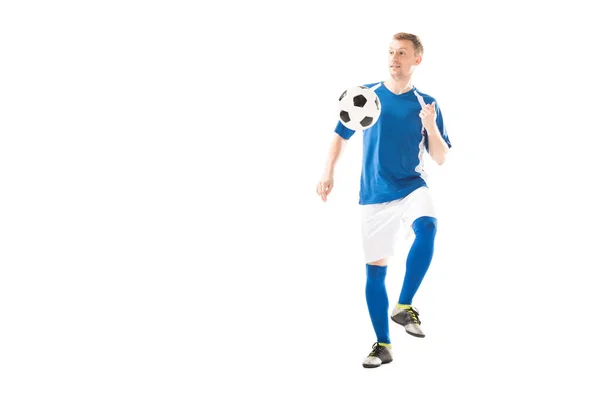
top-left (334, 82), bottom-right (452, 205)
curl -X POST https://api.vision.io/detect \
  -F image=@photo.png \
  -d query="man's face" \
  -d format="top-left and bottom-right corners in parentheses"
top-left (388, 40), bottom-right (422, 78)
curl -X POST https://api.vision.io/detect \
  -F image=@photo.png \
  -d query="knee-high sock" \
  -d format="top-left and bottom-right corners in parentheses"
top-left (399, 216), bottom-right (437, 305)
top-left (366, 264), bottom-right (390, 344)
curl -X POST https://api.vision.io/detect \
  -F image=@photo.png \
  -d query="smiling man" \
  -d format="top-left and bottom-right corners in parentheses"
top-left (316, 32), bottom-right (452, 368)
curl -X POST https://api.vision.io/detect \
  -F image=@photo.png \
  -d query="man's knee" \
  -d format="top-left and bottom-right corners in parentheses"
top-left (367, 258), bottom-right (388, 266)
top-left (412, 216), bottom-right (437, 237)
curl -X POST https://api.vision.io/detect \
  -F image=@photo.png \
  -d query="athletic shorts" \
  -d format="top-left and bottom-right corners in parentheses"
top-left (360, 186), bottom-right (436, 263)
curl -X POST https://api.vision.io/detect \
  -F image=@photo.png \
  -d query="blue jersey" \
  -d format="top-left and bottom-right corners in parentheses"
top-left (334, 82), bottom-right (452, 205)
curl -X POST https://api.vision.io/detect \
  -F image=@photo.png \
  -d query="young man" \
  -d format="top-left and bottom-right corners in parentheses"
top-left (316, 32), bottom-right (452, 368)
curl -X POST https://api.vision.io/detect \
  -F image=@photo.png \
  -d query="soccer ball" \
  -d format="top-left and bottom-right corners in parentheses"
top-left (338, 85), bottom-right (381, 130)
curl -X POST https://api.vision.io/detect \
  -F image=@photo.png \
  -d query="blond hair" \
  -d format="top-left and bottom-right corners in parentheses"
top-left (392, 32), bottom-right (423, 56)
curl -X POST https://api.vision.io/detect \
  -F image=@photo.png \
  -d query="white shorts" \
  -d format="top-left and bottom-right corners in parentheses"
top-left (360, 186), bottom-right (436, 263)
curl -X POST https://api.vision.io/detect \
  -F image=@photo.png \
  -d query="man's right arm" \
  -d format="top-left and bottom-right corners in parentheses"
top-left (316, 133), bottom-right (348, 202)
top-left (323, 133), bottom-right (347, 176)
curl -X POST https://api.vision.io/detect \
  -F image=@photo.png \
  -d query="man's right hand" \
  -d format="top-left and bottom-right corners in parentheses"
top-left (316, 175), bottom-right (334, 202)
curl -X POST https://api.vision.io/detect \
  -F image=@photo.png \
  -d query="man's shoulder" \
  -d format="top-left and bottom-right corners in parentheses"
top-left (361, 82), bottom-right (384, 90)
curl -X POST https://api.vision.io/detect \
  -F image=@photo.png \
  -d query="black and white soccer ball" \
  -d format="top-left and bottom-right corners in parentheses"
top-left (337, 85), bottom-right (381, 130)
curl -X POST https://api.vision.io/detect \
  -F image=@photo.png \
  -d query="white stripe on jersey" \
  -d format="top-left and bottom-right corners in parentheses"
top-left (413, 89), bottom-right (428, 182)
top-left (413, 89), bottom-right (427, 108)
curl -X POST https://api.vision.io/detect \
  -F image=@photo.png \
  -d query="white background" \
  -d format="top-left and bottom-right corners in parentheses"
top-left (1, 0), bottom-right (600, 399)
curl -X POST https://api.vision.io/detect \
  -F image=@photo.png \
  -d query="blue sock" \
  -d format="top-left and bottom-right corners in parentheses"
top-left (365, 264), bottom-right (390, 345)
top-left (399, 216), bottom-right (437, 305)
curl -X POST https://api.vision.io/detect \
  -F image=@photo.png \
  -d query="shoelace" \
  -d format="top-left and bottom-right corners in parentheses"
top-left (368, 342), bottom-right (385, 357)
top-left (407, 307), bottom-right (421, 324)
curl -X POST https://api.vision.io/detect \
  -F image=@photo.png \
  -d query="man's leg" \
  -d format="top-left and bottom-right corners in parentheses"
top-left (391, 187), bottom-right (438, 338)
top-left (361, 201), bottom-right (403, 368)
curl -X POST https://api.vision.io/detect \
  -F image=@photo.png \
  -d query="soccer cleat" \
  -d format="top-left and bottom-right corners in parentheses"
top-left (391, 304), bottom-right (425, 338)
top-left (362, 342), bottom-right (393, 368)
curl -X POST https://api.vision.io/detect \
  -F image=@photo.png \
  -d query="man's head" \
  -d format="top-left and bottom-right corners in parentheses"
top-left (388, 32), bottom-right (423, 79)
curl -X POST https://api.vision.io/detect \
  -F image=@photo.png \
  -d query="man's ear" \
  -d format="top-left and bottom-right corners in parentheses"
top-left (415, 55), bottom-right (423, 65)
